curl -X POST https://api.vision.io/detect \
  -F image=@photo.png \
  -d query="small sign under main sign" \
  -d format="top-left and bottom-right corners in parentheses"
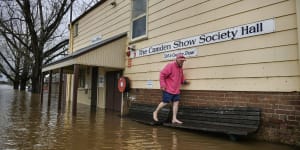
top-left (163, 48), bottom-right (197, 60)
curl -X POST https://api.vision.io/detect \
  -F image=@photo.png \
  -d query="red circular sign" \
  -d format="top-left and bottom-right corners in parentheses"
top-left (118, 77), bottom-right (127, 92)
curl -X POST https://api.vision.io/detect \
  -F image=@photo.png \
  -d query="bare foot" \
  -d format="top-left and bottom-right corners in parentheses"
top-left (153, 112), bottom-right (159, 122)
top-left (172, 119), bottom-right (183, 124)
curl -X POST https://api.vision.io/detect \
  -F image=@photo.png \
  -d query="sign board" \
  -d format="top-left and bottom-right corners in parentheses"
top-left (146, 80), bottom-right (153, 88)
top-left (163, 48), bottom-right (197, 60)
top-left (91, 35), bottom-right (102, 44)
top-left (98, 75), bottom-right (104, 87)
top-left (134, 19), bottom-right (275, 58)
top-left (118, 77), bottom-right (127, 92)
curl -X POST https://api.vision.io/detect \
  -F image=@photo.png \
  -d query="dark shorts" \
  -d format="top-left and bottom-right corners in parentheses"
top-left (162, 91), bottom-right (180, 103)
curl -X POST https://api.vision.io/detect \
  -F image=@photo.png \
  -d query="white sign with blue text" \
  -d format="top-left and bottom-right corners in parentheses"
top-left (146, 80), bottom-right (153, 88)
top-left (163, 48), bottom-right (197, 60)
top-left (135, 19), bottom-right (275, 58)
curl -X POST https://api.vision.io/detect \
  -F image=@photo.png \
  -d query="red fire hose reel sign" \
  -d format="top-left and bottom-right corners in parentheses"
top-left (118, 77), bottom-right (126, 93)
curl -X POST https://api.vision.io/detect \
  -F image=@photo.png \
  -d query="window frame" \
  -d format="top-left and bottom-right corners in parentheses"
top-left (79, 68), bottom-right (85, 88)
top-left (130, 0), bottom-right (148, 41)
top-left (73, 23), bottom-right (79, 37)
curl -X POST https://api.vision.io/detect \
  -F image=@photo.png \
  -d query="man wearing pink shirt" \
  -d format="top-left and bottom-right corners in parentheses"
top-left (153, 53), bottom-right (189, 124)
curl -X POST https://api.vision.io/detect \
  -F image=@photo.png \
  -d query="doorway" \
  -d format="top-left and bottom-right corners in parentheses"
top-left (105, 71), bottom-right (122, 112)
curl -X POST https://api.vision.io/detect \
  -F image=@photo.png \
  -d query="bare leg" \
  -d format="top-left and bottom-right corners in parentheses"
top-left (153, 102), bottom-right (167, 121)
top-left (172, 101), bottom-right (182, 124)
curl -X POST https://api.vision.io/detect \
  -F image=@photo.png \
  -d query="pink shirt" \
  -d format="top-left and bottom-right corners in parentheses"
top-left (160, 61), bottom-right (185, 94)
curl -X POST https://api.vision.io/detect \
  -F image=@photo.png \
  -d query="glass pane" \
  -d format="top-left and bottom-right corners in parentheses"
top-left (73, 23), bottom-right (78, 37)
top-left (132, 0), bottom-right (146, 18)
top-left (132, 16), bottom-right (146, 39)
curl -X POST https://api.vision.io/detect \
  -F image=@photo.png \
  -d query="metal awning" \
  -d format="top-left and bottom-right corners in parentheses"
top-left (42, 33), bottom-right (127, 72)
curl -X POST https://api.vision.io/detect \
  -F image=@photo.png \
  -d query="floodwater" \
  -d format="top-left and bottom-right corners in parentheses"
top-left (0, 84), bottom-right (295, 150)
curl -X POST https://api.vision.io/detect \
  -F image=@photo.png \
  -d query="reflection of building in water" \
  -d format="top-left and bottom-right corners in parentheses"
top-left (171, 131), bottom-right (178, 150)
top-left (43, 74), bottom-right (65, 99)
top-left (152, 128), bottom-right (162, 149)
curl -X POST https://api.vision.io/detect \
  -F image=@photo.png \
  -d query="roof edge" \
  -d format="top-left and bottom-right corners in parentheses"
top-left (43, 32), bottom-right (127, 68)
top-left (71, 0), bottom-right (108, 24)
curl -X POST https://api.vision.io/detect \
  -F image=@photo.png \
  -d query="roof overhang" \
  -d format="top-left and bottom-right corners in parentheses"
top-left (42, 33), bottom-right (127, 72)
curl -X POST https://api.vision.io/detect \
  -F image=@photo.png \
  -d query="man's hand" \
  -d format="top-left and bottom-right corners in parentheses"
top-left (160, 87), bottom-right (166, 91)
top-left (183, 80), bottom-right (189, 85)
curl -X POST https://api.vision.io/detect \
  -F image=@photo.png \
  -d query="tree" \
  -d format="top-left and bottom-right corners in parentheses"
top-left (0, 0), bottom-right (74, 93)
top-left (0, 39), bottom-right (25, 89)
top-left (0, 1), bottom-right (28, 89)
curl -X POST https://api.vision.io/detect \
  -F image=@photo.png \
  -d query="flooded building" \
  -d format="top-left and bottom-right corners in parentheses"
top-left (42, 0), bottom-right (300, 146)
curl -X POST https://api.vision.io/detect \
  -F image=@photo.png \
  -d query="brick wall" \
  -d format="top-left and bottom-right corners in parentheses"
top-left (129, 89), bottom-right (300, 146)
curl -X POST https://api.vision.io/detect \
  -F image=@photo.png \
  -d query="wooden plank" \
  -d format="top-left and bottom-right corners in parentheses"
top-left (149, 0), bottom-right (291, 38)
top-left (128, 103), bottom-right (170, 125)
top-left (179, 116), bottom-right (260, 125)
top-left (129, 103), bottom-right (261, 136)
top-left (179, 117), bottom-right (260, 126)
top-left (148, 0), bottom-right (183, 16)
top-left (179, 107), bottom-right (261, 112)
top-left (149, 0), bottom-right (239, 30)
top-left (126, 45), bottom-right (298, 74)
top-left (164, 122), bottom-right (250, 135)
top-left (73, 1), bottom-right (130, 51)
top-left (166, 106), bottom-right (260, 136)
top-left (126, 60), bottom-right (300, 81)
top-left (129, 76), bottom-right (300, 92)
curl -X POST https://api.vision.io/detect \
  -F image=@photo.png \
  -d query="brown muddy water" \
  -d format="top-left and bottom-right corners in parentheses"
top-left (0, 84), bottom-right (296, 150)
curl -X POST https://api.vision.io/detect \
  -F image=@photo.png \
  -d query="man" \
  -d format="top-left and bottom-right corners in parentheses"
top-left (153, 53), bottom-right (189, 124)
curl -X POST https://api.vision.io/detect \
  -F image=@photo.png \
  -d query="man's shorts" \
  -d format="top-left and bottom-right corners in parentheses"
top-left (162, 91), bottom-right (180, 103)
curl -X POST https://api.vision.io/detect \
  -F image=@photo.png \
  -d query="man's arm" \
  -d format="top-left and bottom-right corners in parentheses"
top-left (160, 63), bottom-right (171, 91)
top-left (181, 71), bottom-right (189, 85)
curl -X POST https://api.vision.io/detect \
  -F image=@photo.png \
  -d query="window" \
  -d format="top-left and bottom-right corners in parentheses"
top-left (79, 68), bottom-right (85, 88)
top-left (73, 23), bottom-right (78, 37)
top-left (131, 0), bottom-right (147, 40)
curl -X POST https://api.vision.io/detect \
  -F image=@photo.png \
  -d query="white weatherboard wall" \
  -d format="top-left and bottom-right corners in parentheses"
top-left (124, 0), bottom-right (300, 92)
top-left (72, 0), bottom-right (130, 52)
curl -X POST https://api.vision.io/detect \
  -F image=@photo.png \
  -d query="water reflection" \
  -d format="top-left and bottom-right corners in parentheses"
top-left (0, 85), bottom-right (295, 150)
